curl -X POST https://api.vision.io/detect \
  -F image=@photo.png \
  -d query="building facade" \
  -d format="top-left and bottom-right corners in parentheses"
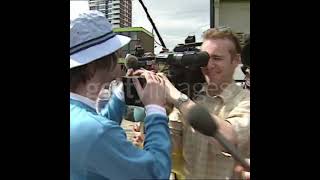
top-left (113, 27), bottom-right (154, 58)
top-left (213, 0), bottom-right (250, 46)
top-left (89, 0), bottom-right (132, 28)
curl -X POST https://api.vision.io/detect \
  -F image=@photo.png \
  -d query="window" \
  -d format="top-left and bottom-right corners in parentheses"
top-left (132, 33), bottom-right (137, 40)
top-left (122, 32), bottom-right (129, 36)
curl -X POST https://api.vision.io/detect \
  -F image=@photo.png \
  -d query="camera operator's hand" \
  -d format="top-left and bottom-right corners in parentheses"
top-left (157, 73), bottom-right (181, 106)
top-left (132, 70), bottom-right (166, 107)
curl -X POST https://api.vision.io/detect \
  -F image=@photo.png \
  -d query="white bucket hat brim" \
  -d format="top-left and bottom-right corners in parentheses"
top-left (70, 34), bottom-right (130, 68)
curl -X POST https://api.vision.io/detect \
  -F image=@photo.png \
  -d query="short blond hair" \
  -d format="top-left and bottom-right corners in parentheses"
top-left (202, 28), bottom-right (242, 55)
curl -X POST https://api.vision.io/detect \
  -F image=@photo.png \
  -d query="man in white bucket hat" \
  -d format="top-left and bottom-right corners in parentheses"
top-left (70, 11), bottom-right (171, 180)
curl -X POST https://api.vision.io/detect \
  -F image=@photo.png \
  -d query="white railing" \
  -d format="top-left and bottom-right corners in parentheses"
top-left (112, 19), bottom-right (120, 24)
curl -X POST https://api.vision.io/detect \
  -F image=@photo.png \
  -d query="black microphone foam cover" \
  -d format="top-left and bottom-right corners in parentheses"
top-left (186, 104), bottom-right (218, 137)
top-left (125, 54), bottom-right (139, 70)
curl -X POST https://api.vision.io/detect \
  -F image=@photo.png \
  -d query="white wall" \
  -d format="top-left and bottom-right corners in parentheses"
top-left (234, 64), bottom-right (245, 80)
top-left (219, 1), bottom-right (250, 34)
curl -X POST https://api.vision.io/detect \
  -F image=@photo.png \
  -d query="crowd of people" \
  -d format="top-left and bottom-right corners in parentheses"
top-left (70, 10), bottom-right (250, 180)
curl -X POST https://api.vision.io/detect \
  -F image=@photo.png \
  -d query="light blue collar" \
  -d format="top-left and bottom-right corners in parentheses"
top-left (70, 92), bottom-right (96, 110)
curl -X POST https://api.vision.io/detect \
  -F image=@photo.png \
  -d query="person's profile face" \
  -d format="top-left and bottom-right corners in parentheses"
top-left (100, 63), bottom-right (123, 83)
top-left (200, 39), bottom-right (239, 85)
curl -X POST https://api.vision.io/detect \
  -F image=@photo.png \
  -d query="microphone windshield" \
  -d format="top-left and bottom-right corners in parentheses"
top-left (125, 54), bottom-right (139, 70)
top-left (186, 104), bottom-right (218, 137)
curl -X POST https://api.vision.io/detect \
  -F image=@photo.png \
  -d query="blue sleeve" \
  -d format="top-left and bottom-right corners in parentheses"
top-left (99, 94), bottom-right (126, 124)
top-left (87, 114), bottom-right (171, 180)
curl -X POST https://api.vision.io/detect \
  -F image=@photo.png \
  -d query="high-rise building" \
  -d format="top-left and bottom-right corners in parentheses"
top-left (89, 0), bottom-right (132, 28)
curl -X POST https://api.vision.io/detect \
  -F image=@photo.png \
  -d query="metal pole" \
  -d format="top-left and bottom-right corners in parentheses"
top-left (210, 0), bottom-right (215, 28)
top-left (138, 0), bottom-right (167, 49)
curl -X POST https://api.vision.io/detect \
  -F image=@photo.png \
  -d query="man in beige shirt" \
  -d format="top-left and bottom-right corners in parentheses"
top-left (158, 27), bottom-right (250, 179)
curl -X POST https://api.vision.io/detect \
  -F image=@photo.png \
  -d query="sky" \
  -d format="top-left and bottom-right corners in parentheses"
top-left (131, 0), bottom-right (210, 53)
top-left (70, 0), bottom-right (89, 19)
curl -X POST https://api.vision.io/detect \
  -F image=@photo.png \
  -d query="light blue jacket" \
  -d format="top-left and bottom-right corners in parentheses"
top-left (70, 94), bottom-right (171, 180)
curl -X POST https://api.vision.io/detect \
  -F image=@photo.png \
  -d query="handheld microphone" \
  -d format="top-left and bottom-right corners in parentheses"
top-left (186, 104), bottom-right (250, 170)
top-left (125, 54), bottom-right (140, 70)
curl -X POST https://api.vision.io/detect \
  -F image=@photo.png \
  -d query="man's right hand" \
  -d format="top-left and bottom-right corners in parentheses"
top-left (157, 73), bottom-right (181, 106)
top-left (132, 70), bottom-right (166, 107)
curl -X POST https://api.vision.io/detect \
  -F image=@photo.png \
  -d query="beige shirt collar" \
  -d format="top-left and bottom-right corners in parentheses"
top-left (200, 82), bottom-right (240, 104)
top-left (218, 82), bottom-right (242, 104)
